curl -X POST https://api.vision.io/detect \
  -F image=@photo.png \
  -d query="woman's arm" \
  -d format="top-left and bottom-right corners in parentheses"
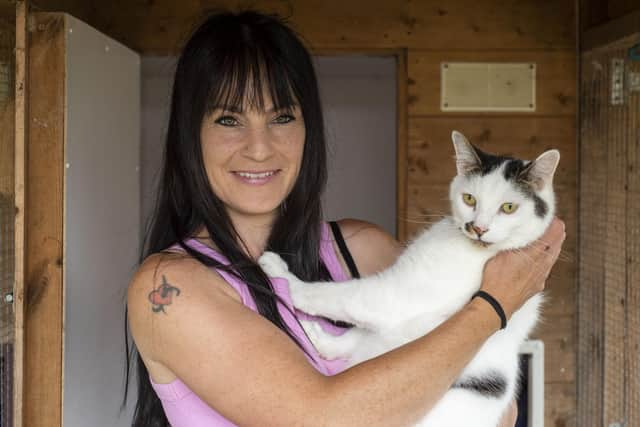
top-left (128, 219), bottom-right (564, 427)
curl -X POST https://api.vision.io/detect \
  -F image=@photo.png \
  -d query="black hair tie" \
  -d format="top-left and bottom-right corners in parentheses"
top-left (472, 290), bottom-right (507, 330)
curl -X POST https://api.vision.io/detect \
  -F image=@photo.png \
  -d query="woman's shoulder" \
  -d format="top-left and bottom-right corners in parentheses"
top-left (127, 251), bottom-right (242, 359)
top-left (334, 218), bottom-right (404, 275)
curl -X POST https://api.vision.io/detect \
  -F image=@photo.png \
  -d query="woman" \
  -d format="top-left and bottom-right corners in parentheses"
top-left (124, 11), bottom-right (565, 426)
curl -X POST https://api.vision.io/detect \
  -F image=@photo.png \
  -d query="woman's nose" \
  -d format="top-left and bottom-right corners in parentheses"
top-left (243, 127), bottom-right (275, 161)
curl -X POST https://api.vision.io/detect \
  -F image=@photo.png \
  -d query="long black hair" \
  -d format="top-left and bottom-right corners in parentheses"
top-left (123, 11), bottom-right (331, 426)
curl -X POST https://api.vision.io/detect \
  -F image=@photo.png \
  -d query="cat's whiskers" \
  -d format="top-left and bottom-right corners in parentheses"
top-left (523, 238), bottom-right (574, 263)
top-left (509, 247), bottom-right (535, 265)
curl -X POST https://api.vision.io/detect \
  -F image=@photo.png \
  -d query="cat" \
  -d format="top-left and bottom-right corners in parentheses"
top-left (258, 130), bottom-right (560, 427)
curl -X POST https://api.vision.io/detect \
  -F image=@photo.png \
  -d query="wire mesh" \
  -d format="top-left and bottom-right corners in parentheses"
top-left (0, 11), bottom-right (15, 427)
top-left (578, 36), bottom-right (640, 426)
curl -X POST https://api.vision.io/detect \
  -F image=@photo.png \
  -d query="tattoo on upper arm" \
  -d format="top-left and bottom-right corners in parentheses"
top-left (148, 275), bottom-right (181, 314)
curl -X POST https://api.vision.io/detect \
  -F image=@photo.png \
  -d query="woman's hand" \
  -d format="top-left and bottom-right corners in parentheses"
top-left (480, 217), bottom-right (566, 320)
top-left (498, 399), bottom-right (518, 427)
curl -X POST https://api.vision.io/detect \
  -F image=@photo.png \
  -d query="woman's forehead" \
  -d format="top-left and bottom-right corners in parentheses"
top-left (207, 70), bottom-right (298, 112)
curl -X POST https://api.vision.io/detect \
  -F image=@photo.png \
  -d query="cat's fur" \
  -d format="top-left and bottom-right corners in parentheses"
top-left (259, 131), bottom-right (560, 427)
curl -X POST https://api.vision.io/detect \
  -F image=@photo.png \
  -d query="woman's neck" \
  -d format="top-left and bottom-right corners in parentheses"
top-left (193, 211), bottom-right (276, 259)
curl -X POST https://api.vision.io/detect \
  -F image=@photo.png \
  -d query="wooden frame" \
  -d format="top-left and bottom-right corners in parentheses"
top-left (23, 11), bottom-right (65, 427)
top-left (13, 2), bottom-right (27, 427)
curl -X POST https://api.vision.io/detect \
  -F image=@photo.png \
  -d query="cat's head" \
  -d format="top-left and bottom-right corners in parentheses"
top-left (448, 131), bottom-right (560, 251)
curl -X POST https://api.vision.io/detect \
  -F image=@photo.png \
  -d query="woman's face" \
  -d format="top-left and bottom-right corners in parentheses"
top-left (200, 98), bottom-right (305, 221)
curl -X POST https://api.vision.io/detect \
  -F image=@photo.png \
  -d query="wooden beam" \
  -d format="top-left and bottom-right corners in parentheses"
top-left (582, 9), bottom-right (640, 50)
top-left (13, 2), bottom-right (27, 427)
top-left (30, 0), bottom-right (576, 54)
top-left (25, 12), bottom-right (65, 427)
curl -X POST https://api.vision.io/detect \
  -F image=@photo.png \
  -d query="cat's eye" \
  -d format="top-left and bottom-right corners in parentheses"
top-left (462, 193), bottom-right (476, 207)
top-left (501, 202), bottom-right (518, 214)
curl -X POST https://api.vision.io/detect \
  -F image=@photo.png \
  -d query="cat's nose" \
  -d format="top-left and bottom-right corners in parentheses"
top-left (471, 223), bottom-right (488, 236)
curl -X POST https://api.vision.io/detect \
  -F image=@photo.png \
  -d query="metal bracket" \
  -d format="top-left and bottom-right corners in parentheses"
top-left (611, 59), bottom-right (625, 105)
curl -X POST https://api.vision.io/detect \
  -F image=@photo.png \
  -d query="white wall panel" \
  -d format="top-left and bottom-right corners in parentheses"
top-left (64, 14), bottom-right (140, 426)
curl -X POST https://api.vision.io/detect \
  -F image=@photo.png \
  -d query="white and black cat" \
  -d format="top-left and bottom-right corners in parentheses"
top-left (259, 131), bottom-right (560, 427)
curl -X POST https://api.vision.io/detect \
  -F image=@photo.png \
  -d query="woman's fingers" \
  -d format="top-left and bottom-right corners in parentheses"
top-left (480, 217), bottom-right (567, 318)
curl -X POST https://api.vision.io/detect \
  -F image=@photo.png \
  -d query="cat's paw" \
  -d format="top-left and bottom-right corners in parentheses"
top-left (258, 251), bottom-right (291, 278)
top-left (300, 319), bottom-right (325, 350)
top-left (300, 319), bottom-right (343, 360)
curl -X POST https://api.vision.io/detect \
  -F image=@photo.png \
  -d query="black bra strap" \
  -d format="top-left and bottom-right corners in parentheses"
top-left (329, 221), bottom-right (361, 279)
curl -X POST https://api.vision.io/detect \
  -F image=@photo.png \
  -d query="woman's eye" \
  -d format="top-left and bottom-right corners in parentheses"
top-left (215, 116), bottom-right (239, 127)
top-left (273, 114), bottom-right (295, 124)
top-left (462, 193), bottom-right (476, 206)
top-left (501, 202), bottom-right (518, 214)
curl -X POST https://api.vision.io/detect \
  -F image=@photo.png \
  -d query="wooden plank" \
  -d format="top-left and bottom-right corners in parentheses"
top-left (25, 12), bottom-right (65, 427)
top-left (408, 50), bottom-right (577, 116)
top-left (407, 116), bottom-right (577, 186)
top-left (31, 0), bottom-right (576, 54)
top-left (396, 49), bottom-right (408, 241)
top-left (13, 2), bottom-right (26, 427)
top-left (545, 381), bottom-right (576, 427)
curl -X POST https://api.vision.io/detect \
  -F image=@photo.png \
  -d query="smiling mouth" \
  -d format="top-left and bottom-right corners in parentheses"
top-left (234, 170), bottom-right (279, 179)
top-left (231, 169), bottom-right (281, 184)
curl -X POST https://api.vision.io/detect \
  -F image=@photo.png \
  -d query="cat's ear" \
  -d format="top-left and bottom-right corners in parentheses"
top-left (522, 150), bottom-right (560, 191)
top-left (451, 131), bottom-right (481, 175)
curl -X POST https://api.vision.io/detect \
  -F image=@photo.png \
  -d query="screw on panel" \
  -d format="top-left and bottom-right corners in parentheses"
top-left (4, 292), bottom-right (13, 304)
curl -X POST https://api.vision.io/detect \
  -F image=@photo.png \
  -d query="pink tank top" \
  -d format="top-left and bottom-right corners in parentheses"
top-left (149, 222), bottom-right (352, 426)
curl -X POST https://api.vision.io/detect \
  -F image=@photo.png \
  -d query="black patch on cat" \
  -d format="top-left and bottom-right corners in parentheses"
top-left (452, 372), bottom-right (508, 399)
top-left (469, 145), bottom-right (514, 176)
top-left (466, 146), bottom-right (549, 218)
top-left (501, 159), bottom-right (549, 218)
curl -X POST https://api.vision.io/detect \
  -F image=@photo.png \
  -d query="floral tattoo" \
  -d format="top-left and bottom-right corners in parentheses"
top-left (148, 275), bottom-right (181, 314)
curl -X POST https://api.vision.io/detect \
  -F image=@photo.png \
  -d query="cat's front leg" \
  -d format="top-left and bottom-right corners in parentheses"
top-left (300, 319), bottom-right (366, 363)
top-left (259, 251), bottom-right (385, 330)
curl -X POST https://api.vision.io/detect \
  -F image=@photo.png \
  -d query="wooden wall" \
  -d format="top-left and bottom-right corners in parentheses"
top-left (30, 1), bottom-right (578, 426)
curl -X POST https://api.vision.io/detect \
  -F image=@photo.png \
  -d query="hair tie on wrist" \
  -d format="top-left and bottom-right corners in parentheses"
top-left (471, 291), bottom-right (507, 330)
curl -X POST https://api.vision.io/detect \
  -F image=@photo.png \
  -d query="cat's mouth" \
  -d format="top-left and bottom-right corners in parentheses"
top-left (472, 238), bottom-right (491, 248)
top-left (460, 227), bottom-right (493, 247)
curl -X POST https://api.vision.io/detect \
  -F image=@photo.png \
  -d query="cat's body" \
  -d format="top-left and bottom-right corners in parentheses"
top-left (259, 131), bottom-right (560, 427)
